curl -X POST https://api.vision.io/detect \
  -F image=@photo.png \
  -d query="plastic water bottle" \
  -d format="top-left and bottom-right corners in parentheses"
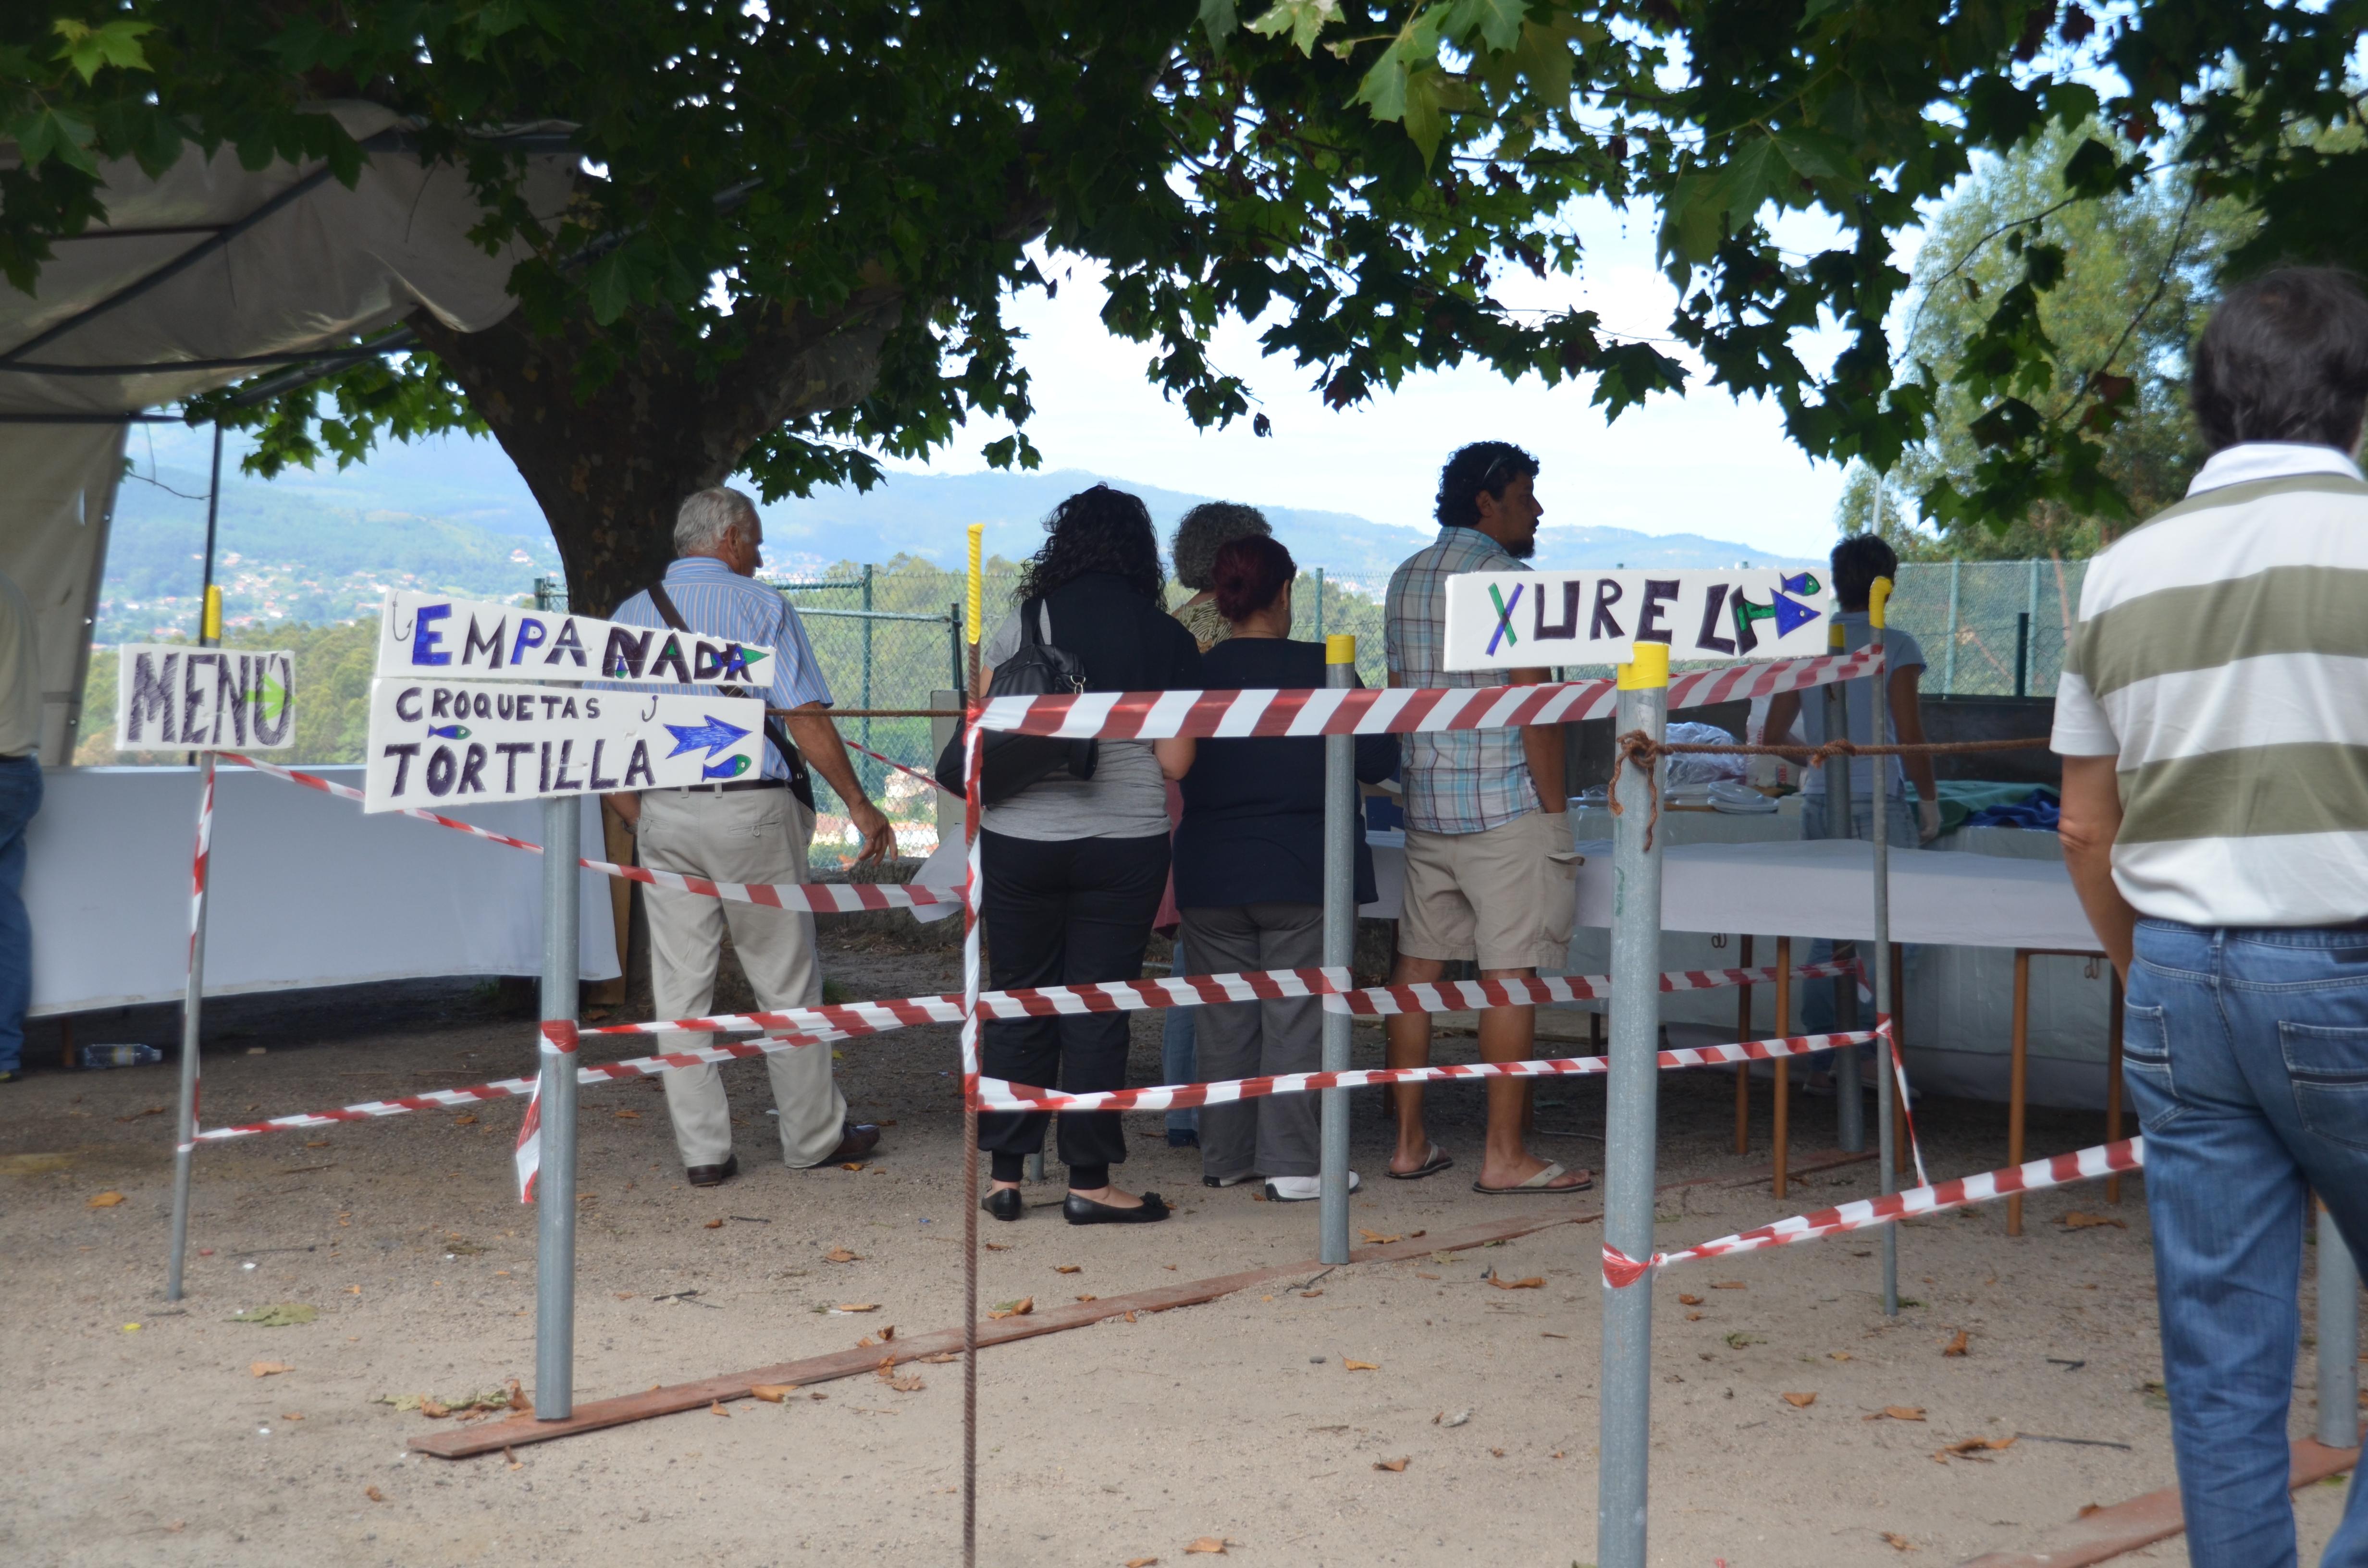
top-left (79, 1043), bottom-right (164, 1069)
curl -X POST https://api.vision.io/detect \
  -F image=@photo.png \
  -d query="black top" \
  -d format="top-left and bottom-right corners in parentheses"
top-left (1037, 572), bottom-right (1204, 693)
top-left (1174, 637), bottom-right (1398, 909)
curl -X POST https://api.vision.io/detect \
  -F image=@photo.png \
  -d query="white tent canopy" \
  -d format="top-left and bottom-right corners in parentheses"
top-left (0, 101), bottom-right (570, 760)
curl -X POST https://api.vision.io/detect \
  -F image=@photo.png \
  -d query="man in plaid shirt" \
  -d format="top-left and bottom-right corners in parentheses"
top-left (1381, 442), bottom-right (1587, 1195)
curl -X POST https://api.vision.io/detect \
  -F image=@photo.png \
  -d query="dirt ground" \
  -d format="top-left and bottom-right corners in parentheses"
top-left (3, 929), bottom-right (2360, 1568)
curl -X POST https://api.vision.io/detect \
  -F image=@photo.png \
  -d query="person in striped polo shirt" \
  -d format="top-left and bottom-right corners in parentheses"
top-left (2054, 266), bottom-right (2368, 1568)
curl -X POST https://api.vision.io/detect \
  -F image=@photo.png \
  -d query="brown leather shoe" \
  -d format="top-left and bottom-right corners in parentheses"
top-left (685, 1153), bottom-right (739, 1188)
top-left (822, 1123), bottom-right (882, 1164)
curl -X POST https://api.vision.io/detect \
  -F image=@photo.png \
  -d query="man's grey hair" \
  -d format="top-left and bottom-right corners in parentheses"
top-left (675, 486), bottom-right (760, 557)
top-left (1171, 501), bottom-right (1271, 590)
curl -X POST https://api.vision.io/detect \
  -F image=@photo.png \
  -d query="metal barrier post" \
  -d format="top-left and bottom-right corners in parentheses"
top-left (1319, 636), bottom-right (1357, 1265)
top-left (1599, 641), bottom-right (1667, 1568)
top-left (533, 792), bottom-right (581, 1418)
top-left (1823, 620), bottom-right (1863, 1152)
top-left (1869, 579), bottom-right (1900, 1317)
top-left (2319, 1201), bottom-right (2360, 1448)
top-left (166, 581), bottom-right (223, 1300)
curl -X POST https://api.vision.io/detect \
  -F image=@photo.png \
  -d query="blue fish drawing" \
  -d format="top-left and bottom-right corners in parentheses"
top-left (427, 724), bottom-right (470, 739)
top-left (664, 713), bottom-right (752, 760)
top-left (702, 755), bottom-right (752, 780)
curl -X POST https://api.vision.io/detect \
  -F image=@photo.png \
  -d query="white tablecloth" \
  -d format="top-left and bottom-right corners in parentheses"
top-left (27, 765), bottom-right (621, 1016)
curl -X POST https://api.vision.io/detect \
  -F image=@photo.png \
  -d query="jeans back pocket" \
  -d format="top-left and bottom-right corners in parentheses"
top-left (2279, 1021), bottom-right (2368, 1153)
top-left (2120, 1001), bottom-right (2182, 1134)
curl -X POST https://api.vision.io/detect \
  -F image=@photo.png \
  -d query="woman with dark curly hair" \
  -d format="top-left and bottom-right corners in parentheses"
top-left (976, 484), bottom-right (1203, 1226)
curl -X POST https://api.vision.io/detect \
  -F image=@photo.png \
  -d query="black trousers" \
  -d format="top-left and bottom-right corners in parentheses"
top-left (977, 829), bottom-right (1170, 1188)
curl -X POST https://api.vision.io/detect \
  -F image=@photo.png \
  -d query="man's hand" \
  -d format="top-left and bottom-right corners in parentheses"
top-left (1918, 800), bottom-right (1940, 844)
top-left (604, 791), bottom-right (642, 829)
top-left (848, 798), bottom-right (895, 865)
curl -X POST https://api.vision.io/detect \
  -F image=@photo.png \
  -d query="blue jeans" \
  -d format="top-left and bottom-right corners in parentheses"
top-left (1163, 937), bottom-right (1198, 1139)
top-left (2125, 919), bottom-right (2368, 1568)
top-left (0, 756), bottom-right (40, 1075)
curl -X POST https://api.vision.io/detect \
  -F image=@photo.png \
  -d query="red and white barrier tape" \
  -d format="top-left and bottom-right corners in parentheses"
top-left (974, 649), bottom-right (1883, 741)
top-left (1601, 1137), bottom-right (2144, 1286)
top-left (194, 1021), bottom-right (853, 1147)
top-left (1329, 959), bottom-right (1860, 1016)
top-left (973, 1028), bottom-right (1881, 1114)
top-left (846, 738), bottom-right (956, 797)
top-left (223, 753), bottom-right (961, 913)
top-left (514, 1020), bottom-right (573, 1202)
top-left (1878, 1016), bottom-right (1930, 1187)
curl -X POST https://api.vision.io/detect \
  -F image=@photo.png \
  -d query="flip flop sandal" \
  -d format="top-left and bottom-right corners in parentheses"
top-left (1384, 1144), bottom-right (1454, 1181)
top-left (1472, 1162), bottom-right (1593, 1196)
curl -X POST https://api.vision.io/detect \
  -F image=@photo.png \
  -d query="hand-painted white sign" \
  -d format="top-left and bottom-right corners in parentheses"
top-left (362, 677), bottom-right (765, 813)
top-left (1442, 568), bottom-right (1835, 672)
top-left (375, 590), bottom-right (773, 687)
top-left (115, 645), bottom-right (296, 751)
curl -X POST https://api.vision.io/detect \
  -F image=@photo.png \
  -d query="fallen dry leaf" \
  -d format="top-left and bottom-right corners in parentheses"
top-left (1184, 1539), bottom-right (1229, 1555)
top-left (2077, 1504), bottom-right (2103, 1519)
top-left (710, 1401), bottom-right (731, 1418)
top-left (2062, 1211), bottom-right (2127, 1230)
top-left (751, 1385), bottom-right (792, 1402)
top-left (1830, 1351), bottom-right (1853, 1361)
top-left (614, 1109), bottom-right (640, 1119)
top-left (613, 1292), bottom-right (633, 1300)
top-left (1942, 1330), bottom-right (1970, 1357)
top-left (454, 1115), bottom-right (478, 1126)
top-left (918, 1352), bottom-right (959, 1364)
top-left (1055, 1264), bottom-right (1081, 1274)
top-left (1343, 1359), bottom-right (1379, 1371)
top-left (1360, 1229), bottom-right (1403, 1245)
top-left (984, 1242), bottom-right (1011, 1251)
top-left (1300, 1289), bottom-right (1322, 1299)
top-left (1415, 1271), bottom-right (1441, 1280)
top-left (837, 1303), bottom-right (881, 1313)
top-left (839, 1162), bottom-right (864, 1172)
top-left (1677, 1293), bottom-right (1703, 1306)
top-left (1123, 1311), bottom-right (1137, 1323)
top-left (1488, 1275), bottom-right (1545, 1290)
top-left (1881, 1531), bottom-right (1916, 1552)
top-left (87, 1191), bottom-right (126, 1208)
top-left (1373, 1456), bottom-right (1409, 1472)
top-left (1126, 1558), bottom-right (1159, 1568)
top-left (1782, 1391), bottom-right (1817, 1408)
top-left (420, 1398), bottom-right (450, 1419)
top-left (364, 1486), bottom-right (386, 1503)
top-left (1710, 1280), bottom-right (1746, 1290)
top-left (1934, 1435), bottom-right (2018, 1463)
top-left (1490, 1446), bottom-right (1506, 1458)
top-left (1685, 1312), bottom-right (1704, 1322)
top-left (825, 1247), bottom-right (858, 1263)
top-left (304, 1139), bottom-right (329, 1148)
top-left (986, 1297), bottom-right (1033, 1320)
top-left (1076, 1294), bottom-right (1098, 1303)
top-left (887, 1375), bottom-right (925, 1393)
top-left (879, 1324), bottom-right (896, 1342)
top-left (281, 1412), bottom-right (304, 1421)
top-left (1864, 1406), bottom-right (1927, 1422)
top-left (250, 1361), bottom-right (292, 1378)
top-left (703, 1219), bottom-right (724, 1229)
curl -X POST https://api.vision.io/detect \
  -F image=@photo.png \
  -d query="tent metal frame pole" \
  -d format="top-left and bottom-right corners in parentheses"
top-left (1597, 644), bottom-right (1667, 1568)
top-left (1318, 637), bottom-right (1357, 1265)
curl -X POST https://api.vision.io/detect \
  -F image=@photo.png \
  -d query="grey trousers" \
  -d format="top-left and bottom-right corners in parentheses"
top-left (638, 787), bottom-right (848, 1169)
top-left (1178, 901), bottom-right (1323, 1182)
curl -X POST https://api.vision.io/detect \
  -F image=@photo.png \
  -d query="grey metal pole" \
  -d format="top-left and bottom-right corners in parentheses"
top-left (1822, 633), bottom-right (1863, 1152)
top-left (1598, 647), bottom-right (1667, 1568)
top-left (1869, 584), bottom-right (1900, 1317)
top-left (2319, 1202), bottom-right (2360, 1447)
top-left (534, 791), bottom-right (582, 1418)
top-left (1942, 560), bottom-right (1961, 696)
top-left (1319, 637), bottom-right (1357, 1265)
top-left (164, 751), bottom-right (215, 1301)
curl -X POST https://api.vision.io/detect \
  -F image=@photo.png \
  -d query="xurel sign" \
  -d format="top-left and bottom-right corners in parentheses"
top-left (362, 678), bottom-right (765, 812)
top-left (376, 590), bottom-right (772, 687)
top-left (115, 645), bottom-right (296, 751)
top-left (1441, 568), bottom-right (1835, 672)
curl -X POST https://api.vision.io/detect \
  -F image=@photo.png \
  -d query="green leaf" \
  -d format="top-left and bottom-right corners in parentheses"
top-left (1246, 0), bottom-right (1342, 55)
top-left (1352, 6), bottom-right (1449, 127)
top-left (585, 251), bottom-right (635, 325)
top-left (1442, 0), bottom-right (1526, 53)
top-left (1197, 0), bottom-right (1241, 46)
top-left (1771, 127), bottom-right (1861, 185)
top-left (10, 107), bottom-right (99, 175)
top-left (51, 18), bottom-right (153, 84)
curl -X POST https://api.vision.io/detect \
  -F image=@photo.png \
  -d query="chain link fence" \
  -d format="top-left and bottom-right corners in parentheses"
top-left (1888, 559), bottom-right (2084, 698)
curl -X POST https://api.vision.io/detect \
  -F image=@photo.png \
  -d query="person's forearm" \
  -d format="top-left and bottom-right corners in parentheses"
top-left (2058, 754), bottom-right (2135, 981)
top-left (1522, 723), bottom-right (1566, 813)
top-left (785, 706), bottom-right (873, 810)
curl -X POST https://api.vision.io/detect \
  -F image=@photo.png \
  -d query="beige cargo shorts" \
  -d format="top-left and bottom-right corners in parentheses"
top-left (1397, 808), bottom-right (1582, 972)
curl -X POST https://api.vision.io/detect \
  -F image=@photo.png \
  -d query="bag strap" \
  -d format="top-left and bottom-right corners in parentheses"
top-left (646, 580), bottom-right (810, 794)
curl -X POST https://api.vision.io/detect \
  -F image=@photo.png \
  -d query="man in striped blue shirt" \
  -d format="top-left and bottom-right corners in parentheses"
top-left (605, 487), bottom-right (893, 1187)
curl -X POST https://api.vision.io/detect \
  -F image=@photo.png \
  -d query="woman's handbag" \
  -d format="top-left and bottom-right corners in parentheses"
top-left (934, 596), bottom-right (1099, 805)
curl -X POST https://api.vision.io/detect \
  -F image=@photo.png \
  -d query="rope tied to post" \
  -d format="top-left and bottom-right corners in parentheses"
top-left (1607, 733), bottom-right (2054, 854)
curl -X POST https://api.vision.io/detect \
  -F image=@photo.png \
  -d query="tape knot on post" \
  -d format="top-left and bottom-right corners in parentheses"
top-left (1601, 1244), bottom-right (1658, 1289)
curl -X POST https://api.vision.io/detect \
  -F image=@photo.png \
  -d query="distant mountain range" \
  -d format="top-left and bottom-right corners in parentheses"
top-left (99, 434), bottom-right (1816, 638)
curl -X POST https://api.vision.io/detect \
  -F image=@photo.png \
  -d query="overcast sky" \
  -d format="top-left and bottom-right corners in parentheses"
top-left (895, 199), bottom-right (1893, 561)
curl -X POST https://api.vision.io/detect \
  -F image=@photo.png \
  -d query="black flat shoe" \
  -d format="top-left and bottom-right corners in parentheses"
top-left (981, 1187), bottom-right (1023, 1222)
top-left (1063, 1191), bottom-right (1171, 1226)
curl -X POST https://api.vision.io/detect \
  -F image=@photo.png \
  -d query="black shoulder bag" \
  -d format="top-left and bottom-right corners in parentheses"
top-left (933, 596), bottom-right (1098, 806)
top-left (646, 582), bottom-right (817, 811)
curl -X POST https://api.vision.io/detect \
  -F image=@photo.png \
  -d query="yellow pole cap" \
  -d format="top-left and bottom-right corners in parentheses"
top-left (1827, 615), bottom-right (1846, 650)
top-left (1868, 575), bottom-right (1893, 631)
top-left (1616, 641), bottom-right (1670, 689)
top-left (1325, 633), bottom-right (1357, 665)
top-left (201, 584), bottom-right (223, 644)
top-left (964, 523), bottom-right (985, 645)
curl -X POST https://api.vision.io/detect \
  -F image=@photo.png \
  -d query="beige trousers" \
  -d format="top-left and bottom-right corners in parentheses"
top-left (637, 787), bottom-right (848, 1168)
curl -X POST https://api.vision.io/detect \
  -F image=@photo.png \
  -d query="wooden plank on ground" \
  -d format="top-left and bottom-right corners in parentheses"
top-left (413, 1147), bottom-right (1872, 1459)
top-left (1957, 1433), bottom-right (2361, 1568)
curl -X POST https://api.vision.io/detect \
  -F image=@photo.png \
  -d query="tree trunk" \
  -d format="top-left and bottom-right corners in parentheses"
top-left (410, 290), bottom-right (901, 617)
